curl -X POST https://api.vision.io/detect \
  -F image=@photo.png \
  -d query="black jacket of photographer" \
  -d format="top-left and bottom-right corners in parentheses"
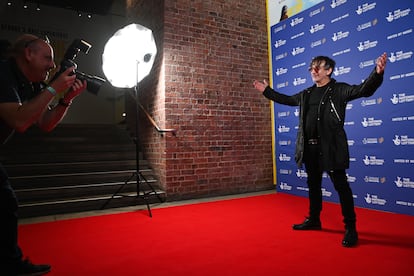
top-left (263, 68), bottom-right (384, 171)
top-left (0, 59), bottom-right (45, 144)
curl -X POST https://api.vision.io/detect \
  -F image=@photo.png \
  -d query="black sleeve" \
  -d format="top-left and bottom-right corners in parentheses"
top-left (263, 86), bottom-right (302, 106)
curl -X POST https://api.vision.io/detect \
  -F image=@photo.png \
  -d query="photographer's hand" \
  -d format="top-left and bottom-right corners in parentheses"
top-left (38, 76), bottom-right (86, 131)
top-left (63, 78), bottom-right (87, 103)
top-left (48, 66), bottom-right (78, 94)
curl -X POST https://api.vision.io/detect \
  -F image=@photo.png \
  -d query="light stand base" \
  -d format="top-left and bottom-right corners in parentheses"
top-left (101, 170), bottom-right (163, 217)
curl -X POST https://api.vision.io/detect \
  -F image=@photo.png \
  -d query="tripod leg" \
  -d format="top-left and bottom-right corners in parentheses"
top-left (101, 172), bottom-right (136, 210)
top-left (138, 172), bottom-right (153, 217)
top-left (146, 201), bottom-right (153, 217)
top-left (139, 172), bottom-right (164, 203)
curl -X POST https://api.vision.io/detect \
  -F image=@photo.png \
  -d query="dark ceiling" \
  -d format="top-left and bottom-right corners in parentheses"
top-left (26, 0), bottom-right (116, 15)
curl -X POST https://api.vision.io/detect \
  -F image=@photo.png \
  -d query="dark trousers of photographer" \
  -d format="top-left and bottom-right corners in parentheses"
top-left (0, 164), bottom-right (23, 269)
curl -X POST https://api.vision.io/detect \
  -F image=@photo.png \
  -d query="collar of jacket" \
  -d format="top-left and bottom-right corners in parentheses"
top-left (306, 78), bottom-right (337, 92)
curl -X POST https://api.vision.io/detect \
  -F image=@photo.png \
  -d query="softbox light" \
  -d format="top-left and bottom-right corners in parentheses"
top-left (102, 23), bottom-right (157, 88)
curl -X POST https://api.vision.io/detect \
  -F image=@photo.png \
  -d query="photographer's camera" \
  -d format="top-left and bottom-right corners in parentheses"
top-left (54, 39), bottom-right (106, 94)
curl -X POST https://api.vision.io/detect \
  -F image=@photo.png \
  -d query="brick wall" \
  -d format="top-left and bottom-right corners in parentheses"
top-left (129, 0), bottom-right (273, 200)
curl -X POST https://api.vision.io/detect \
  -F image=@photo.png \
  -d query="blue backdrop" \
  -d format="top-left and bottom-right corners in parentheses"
top-left (268, 0), bottom-right (414, 216)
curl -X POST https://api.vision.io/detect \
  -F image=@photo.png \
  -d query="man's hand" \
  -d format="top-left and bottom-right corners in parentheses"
top-left (49, 66), bottom-right (87, 102)
top-left (63, 78), bottom-right (87, 103)
top-left (253, 79), bottom-right (269, 93)
top-left (376, 52), bottom-right (387, 74)
top-left (48, 67), bottom-right (78, 93)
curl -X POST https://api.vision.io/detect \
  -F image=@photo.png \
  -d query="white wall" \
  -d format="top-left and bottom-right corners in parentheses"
top-left (0, 0), bottom-right (129, 124)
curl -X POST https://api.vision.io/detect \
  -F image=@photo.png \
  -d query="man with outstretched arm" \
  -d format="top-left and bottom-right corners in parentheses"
top-left (253, 53), bottom-right (387, 247)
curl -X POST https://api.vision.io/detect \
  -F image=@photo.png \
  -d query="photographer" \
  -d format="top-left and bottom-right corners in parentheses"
top-left (0, 34), bottom-right (86, 275)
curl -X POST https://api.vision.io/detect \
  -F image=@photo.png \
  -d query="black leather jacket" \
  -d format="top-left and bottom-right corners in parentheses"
top-left (263, 68), bottom-right (384, 171)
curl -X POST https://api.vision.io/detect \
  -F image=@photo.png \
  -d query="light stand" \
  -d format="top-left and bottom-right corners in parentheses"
top-left (100, 24), bottom-right (161, 216)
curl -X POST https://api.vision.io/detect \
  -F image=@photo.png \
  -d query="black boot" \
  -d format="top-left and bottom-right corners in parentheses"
top-left (292, 217), bottom-right (322, 230)
top-left (342, 227), bottom-right (358, 247)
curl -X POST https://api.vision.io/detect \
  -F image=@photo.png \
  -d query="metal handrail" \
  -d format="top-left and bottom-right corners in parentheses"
top-left (138, 102), bottom-right (176, 136)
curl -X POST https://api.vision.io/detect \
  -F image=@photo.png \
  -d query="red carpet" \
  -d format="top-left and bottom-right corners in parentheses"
top-left (19, 193), bottom-right (414, 275)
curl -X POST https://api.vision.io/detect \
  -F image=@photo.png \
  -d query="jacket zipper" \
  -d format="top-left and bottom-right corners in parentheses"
top-left (317, 86), bottom-right (331, 120)
top-left (329, 99), bottom-right (341, 122)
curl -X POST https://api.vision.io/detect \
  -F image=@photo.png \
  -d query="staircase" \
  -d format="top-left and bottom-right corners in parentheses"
top-left (0, 124), bottom-right (165, 218)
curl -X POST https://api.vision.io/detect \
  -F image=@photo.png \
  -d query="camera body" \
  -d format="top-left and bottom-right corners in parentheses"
top-left (54, 39), bottom-right (106, 94)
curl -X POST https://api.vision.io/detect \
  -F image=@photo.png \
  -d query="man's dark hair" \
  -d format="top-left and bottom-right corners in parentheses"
top-left (310, 56), bottom-right (336, 77)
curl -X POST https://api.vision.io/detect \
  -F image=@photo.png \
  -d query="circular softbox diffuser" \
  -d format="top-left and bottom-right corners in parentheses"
top-left (102, 23), bottom-right (157, 88)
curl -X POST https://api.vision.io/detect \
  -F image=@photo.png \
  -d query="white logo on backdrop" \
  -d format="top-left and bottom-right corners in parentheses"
top-left (395, 176), bottom-right (414, 188)
top-left (332, 31), bottom-right (350, 41)
top-left (276, 52), bottom-right (288, 60)
top-left (347, 173), bottom-right (356, 183)
top-left (388, 51), bottom-right (413, 63)
top-left (279, 169), bottom-right (292, 175)
top-left (276, 82), bottom-right (289, 89)
top-left (361, 117), bottom-right (383, 127)
top-left (296, 169), bottom-right (307, 178)
top-left (291, 32), bottom-right (305, 40)
top-left (357, 19), bottom-right (378, 31)
top-left (357, 40), bottom-right (378, 51)
top-left (310, 24), bottom-right (325, 33)
top-left (291, 47), bottom-right (305, 56)
top-left (391, 93), bottom-right (414, 104)
top-left (294, 109), bottom-right (299, 117)
top-left (359, 59), bottom-right (375, 68)
top-left (393, 135), bottom-right (414, 146)
top-left (292, 62), bottom-right (306, 69)
top-left (278, 125), bottom-right (290, 133)
top-left (276, 67), bottom-right (288, 76)
top-left (361, 98), bottom-right (382, 106)
top-left (394, 158), bottom-right (414, 164)
top-left (363, 156), bottom-right (385, 165)
top-left (309, 6), bottom-right (324, 17)
top-left (277, 111), bottom-right (290, 118)
top-left (322, 188), bottom-right (332, 197)
top-left (293, 77), bottom-right (306, 86)
top-left (274, 39), bottom-right (287, 48)
top-left (356, 2), bottom-right (377, 15)
top-left (362, 137), bottom-right (384, 144)
top-left (279, 154), bottom-right (291, 162)
top-left (386, 8), bottom-right (411, 22)
top-left (396, 200), bottom-right (414, 207)
top-left (333, 66), bottom-right (351, 76)
top-left (364, 176), bottom-right (386, 183)
top-left (332, 48), bottom-right (351, 56)
top-left (365, 194), bottom-right (387, 205)
top-left (274, 24), bottom-right (286, 34)
top-left (391, 116), bottom-right (414, 122)
top-left (279, 182), bottom-right (292, 191)
top-left (331, 0), bottom-right (347, 9)
top-left (278, 140), bottom-right (291, 146)
top-left (389, 71), bottom-right (414, 81)
top-left (311, 38), bottom-right (326, 48)
top-left (387, 28), bottom-right (412, 40)
top-left (290, 17), bottom-right (304, 27)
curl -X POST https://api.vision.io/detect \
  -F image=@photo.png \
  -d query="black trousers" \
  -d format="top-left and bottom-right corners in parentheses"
top-left (0, 164), bottom-right (23, 269)
top-left (303, 144), bottom-right (356, 228)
